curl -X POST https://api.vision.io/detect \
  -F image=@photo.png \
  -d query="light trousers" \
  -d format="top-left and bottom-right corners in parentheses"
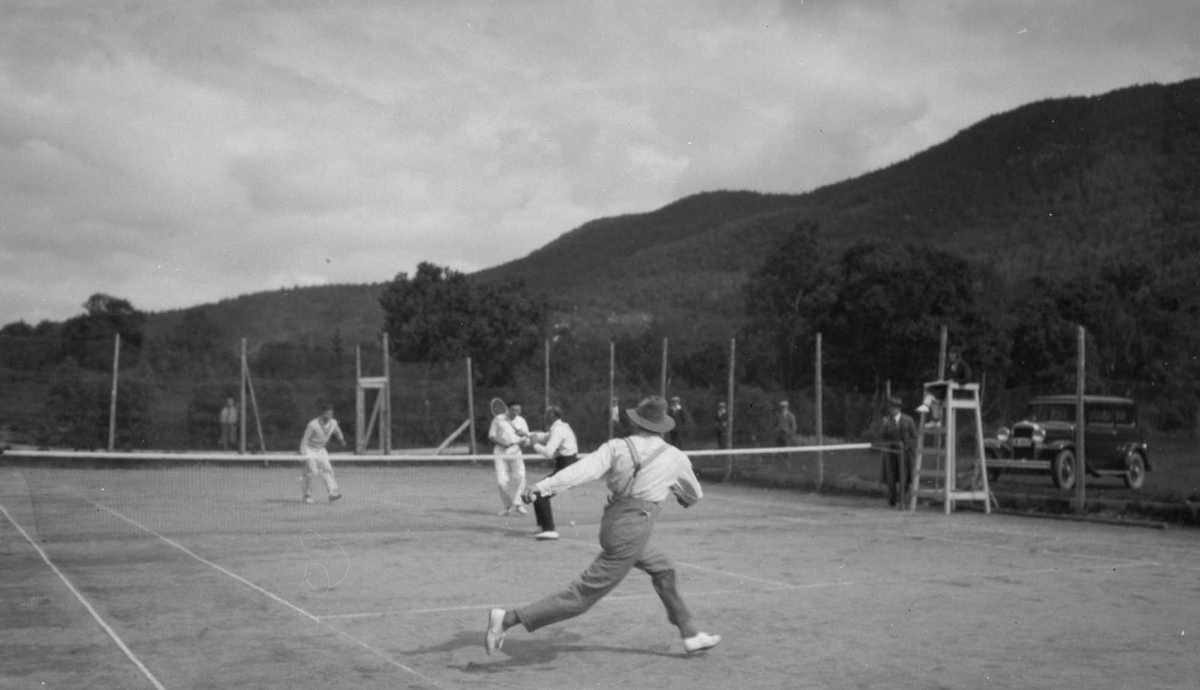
top-left (516, 495), bottom-right (695, 637)
top-left (301, 447), bottom-right (339, 497)
top-left (494, 452), bottom-right (526, 509)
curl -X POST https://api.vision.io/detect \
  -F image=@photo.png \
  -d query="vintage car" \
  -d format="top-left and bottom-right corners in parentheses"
top-left (984, 395), bottom-right (1150, 490)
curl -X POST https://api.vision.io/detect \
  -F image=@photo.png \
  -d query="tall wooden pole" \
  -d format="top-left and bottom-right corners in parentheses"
top-left (660, 337), bottom-right (669, 399)
top-left (355, 345), bottom-right (364, 455)
top-left (726, 337), bottom-right (736, 451)
top-left (608, 341), bottom-right (616, 439)
top-left (107, 333), bottom-right (120, 451)
top-left (240, 338), bottom-right (247, 454)
top-left (382, 332), bottom-right (391, 454)
top-left (816, 333), bottom-right (824, 490)
top-left (466, 357), bottom-right (477, 456)
top-left (938, 325), bottom-right (948, 380)
top-left (544, 338), bottom-right (551, 413)
top-left (1076, 326), bottom-right (1086, 514)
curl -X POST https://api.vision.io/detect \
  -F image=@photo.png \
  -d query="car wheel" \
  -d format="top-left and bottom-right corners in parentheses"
top-left (1123, 452), bottom-right (1146, 490)
top-left (1051, 449), bottom-right (1076, 490)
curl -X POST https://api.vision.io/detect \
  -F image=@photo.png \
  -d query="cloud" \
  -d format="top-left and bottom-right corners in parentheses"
top-left (0, 0), bottom-right (1197, 324)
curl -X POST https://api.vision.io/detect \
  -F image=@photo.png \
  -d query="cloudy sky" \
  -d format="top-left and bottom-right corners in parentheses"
top-left (1, 0), bottom-right (1196, 325)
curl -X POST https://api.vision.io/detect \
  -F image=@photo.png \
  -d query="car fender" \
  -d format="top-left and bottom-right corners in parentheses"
top-left (1044, 439), bottom-right (1073, 454)
top-left (1120, 443), bottom-right (1151, 472)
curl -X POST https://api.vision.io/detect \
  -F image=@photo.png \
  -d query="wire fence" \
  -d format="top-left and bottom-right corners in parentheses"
top-left (2, 331), bottom-right (1198, 514)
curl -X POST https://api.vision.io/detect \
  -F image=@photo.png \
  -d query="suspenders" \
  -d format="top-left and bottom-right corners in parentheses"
top-left (620, 437), bottom-right (670, 498)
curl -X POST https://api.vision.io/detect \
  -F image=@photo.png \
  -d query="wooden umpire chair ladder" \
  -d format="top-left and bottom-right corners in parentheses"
top-left (355, 336), bottom-right (393, 455)
top-left (908, 382), bottom-right (995, 514)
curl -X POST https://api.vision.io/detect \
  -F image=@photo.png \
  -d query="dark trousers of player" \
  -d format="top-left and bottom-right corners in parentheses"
top-left (533, 454), bottom-right (577, 532)
top-left (515, 494), bottom-right (696, 637)
top-left (881, 443), bottom-right (912, 506)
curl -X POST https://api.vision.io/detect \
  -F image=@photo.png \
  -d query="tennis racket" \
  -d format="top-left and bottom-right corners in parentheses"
top-left (491, 397), bottom-right (508, 418)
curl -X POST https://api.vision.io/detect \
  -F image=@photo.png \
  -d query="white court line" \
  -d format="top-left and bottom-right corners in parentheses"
top-left (0, 501), bottom-right (167, 690)
top-left (85, 500), bottom-right (443, 689)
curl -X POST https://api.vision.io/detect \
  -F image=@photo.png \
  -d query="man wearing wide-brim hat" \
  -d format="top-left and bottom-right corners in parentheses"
top-left (485, 395), bottom-right (721, 656)
top-left (878, 396), bottom-right (917, 507)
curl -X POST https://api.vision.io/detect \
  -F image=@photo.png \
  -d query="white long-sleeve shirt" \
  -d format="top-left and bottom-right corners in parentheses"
top-left (532, 419), bottom-right (578, 459)
top-left (489, 414), bottom-right (529, 455)
top-left (534, 433), bottom-right (702, 506)
top-left (300, 417), bottom-right (343, 453)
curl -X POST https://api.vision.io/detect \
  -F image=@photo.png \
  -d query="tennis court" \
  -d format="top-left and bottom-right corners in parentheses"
top-left (2, 449), bottom-right (1197, 689)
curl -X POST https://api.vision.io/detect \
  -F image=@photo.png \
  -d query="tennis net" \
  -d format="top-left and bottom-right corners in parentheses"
top-left (1, 443), bottom-right (877, 542)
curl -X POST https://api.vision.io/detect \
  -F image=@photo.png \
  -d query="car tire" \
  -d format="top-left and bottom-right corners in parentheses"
top-left (1123, 452), bottom-right (1146, 490)
top-left (1051, 449), bottom-right (1076, 490)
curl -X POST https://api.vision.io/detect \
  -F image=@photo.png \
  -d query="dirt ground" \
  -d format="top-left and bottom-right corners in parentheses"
top-left (2, 464), bottom-right (1198, 689)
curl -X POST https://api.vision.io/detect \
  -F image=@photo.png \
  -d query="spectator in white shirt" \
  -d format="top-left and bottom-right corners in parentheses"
top-left (525, 405), bottom-right (579, 540)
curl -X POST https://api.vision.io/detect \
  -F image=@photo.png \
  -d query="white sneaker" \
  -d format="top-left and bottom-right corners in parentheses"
top-left (515, 505), bottom-right (528, 515)
top-left (534, 531), bottom-right (559, 540)
top-left (303, 496), bottom-right (314, 504)
top-left (683, 632), bottom-right (721, 654)
top-left (916, 404), bottom-right (930, 413)
top-left (484, 608), bottom-right (506, 655)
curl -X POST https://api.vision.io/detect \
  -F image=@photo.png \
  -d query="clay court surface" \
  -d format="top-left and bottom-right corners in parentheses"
top-left (2, 459), bottom-right (1197, 690)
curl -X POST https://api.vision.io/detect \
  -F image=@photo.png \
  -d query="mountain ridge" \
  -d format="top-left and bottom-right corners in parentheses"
top-left (134, 76), bottom-right (1200, 348)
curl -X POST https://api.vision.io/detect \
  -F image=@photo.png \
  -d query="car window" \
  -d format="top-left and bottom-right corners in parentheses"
top-left (1028, 404), bottom-right (1074, 422)
top-left (1113, 406), bottom-right (1136, 427)
top-left (1086, 406), bottom-right (1113, 425)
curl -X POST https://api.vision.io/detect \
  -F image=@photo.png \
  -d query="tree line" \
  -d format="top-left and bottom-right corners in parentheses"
top-left (4, 223), bottom-right (1198, 450)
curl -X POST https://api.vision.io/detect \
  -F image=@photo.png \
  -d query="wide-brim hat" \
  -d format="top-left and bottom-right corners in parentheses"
top-left (626, 395), bottom-right (676, 433)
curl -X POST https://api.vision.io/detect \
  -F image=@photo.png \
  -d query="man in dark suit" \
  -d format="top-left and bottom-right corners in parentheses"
top-left (879, 397), bottom-right (918, 507)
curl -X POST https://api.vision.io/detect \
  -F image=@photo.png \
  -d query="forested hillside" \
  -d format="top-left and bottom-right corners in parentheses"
top-left (478, 77), bottom-right (1200, 339)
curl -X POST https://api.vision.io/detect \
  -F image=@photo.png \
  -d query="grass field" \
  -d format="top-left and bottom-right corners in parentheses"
top-left (2, 455), bottom-right (1197, 689)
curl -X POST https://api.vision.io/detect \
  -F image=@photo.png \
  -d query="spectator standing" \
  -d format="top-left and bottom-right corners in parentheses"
top-left (219, 397), bottom-right (239, 450)
top-left (714, 401), bottom-right (729, 449)
top-left (667, 396), bottom-right (687, 448)
top-left (878, 397), bottom-right (917, 506)
top-left (775, 401), bottom-right (797, 447)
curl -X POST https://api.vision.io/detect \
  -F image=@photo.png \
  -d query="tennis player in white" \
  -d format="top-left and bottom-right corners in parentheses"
top-left (299, 403), bottom-right (345, 504)
top-left (489, 402), bottom-right (530, 515)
